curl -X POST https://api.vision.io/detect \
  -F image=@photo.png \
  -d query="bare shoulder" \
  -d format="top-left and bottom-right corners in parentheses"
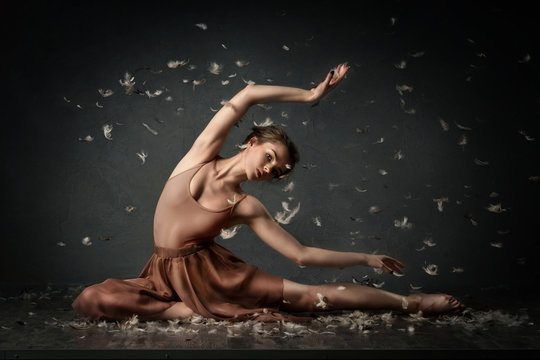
top-left (230, 194), bottom-right (273, 225)
top-left (167, 150), bottom-right (214, 179)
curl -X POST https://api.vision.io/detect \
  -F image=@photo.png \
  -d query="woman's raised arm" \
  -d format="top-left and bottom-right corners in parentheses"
top-left (180, 63), bottom-right (350, 166)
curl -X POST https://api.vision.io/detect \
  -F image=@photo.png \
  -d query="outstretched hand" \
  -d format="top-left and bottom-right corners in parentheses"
top-left (367, 254), bottom-right (405, 275)
top-left (309, 62), bottom-right (350, 103)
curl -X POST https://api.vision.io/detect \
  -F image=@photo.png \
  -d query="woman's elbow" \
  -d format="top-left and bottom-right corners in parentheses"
top-left (292, 246), bottom-right (309, 267)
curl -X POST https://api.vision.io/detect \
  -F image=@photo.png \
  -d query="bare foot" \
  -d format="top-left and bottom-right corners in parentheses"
top-left (407, 293), bottom-right (465, 316)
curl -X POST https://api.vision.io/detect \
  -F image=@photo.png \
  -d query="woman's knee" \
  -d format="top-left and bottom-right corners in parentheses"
top-left (282, 280), bottom-right (321, 312)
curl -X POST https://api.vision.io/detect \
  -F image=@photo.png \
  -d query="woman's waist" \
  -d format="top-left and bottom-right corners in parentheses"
top-left (153, 239), bottom-right (215, 258)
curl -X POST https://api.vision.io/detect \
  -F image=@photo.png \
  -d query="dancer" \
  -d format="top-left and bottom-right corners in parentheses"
top-left (72, 63), bottom-right (464, 322)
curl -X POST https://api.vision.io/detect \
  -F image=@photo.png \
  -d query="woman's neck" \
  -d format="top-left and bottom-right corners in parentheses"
top-left (214, 152), bottom-right (247, 187)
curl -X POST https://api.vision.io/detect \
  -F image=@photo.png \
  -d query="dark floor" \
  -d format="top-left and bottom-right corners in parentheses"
top-left (0, 286), bottom-right (539, 359)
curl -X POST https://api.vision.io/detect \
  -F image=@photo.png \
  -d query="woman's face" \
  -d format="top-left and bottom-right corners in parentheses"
top-left (244, 138), bottom-right (291, 181)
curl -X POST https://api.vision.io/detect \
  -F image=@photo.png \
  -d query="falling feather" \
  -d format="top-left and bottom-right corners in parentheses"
top-left (433, 197), bottom-right (449, 212)
top-left (399, 98), bottom-right (416, 114)
top-left (518, 130), bottom-right (535, 141)
top-left (368, 206), bottom-right (382, 214)
top-left (455, 122), bottom-right (472, 130)
top-left (402, 297), bottom-right (409, 310)
top-left (194, 23), bottom-right (207, 30)
top-left (136, 150), bottom-right (148, 164)
top-left (423, 235), bottom-right (437, 247)
top-left (490, 242), bottom-right (503, 248)
top-left (275, 202), bottom-right (301, 224)
top-left (282, 45), bottom-right (290, 51)
top-left (63, 96), bottom-right (71, 103)
top-left (145, 90), bottom-right (163, 98)
top-left (422, 263), bottom-right (438, 275)
top-left (119, 72), bottom-right (135, 94)
top-left (220, 225), bottom-right (241, 239)
top-left (142, 123), bottom-right (158, 135)
top-left (98, 88), bottom-right (114, 97)
top-left (103, 124), bottom-right (113, 140)
top-left (379, 169), bottom-right (388, 176)
top-left (242, 78), bottom-right (255, 85)
top-left (78, 135), bottom-right (93, 142)
top-left (56, 242), bottom-right (66, 247)
top-left (235, 60), bottom-right (250, 67)
top-left (410, 283), bottom-right (422, 291)
top-left (282, 182), bottom-right (294, 192)
top-left (254, 117), bottom-right (273, 127)
top-left (394, 150), bottom-right (404, 160)
top-left (409, 51), bottom-right (425, 57)
top-left (337, 286), bottom-right (346, 291)
top-left (95, 102), bottom-right (103, 108)
top-left (125, 206), bottom-right (136, 213)
top-left (227, 194), bottom-right (238, 205)
top-left (81, 237), bottom-right (92, 246)
top-left (486, 203), bottom-right (507, 213)
top-left (396, 84), bottom-right (413, 95)
top-left (221, 80), bottom-right (230, 85)
top-left (458, 134), bottom-right (467, 147)
top-left (192, 79), bottom-right (206, 90)
top-left (315, 293), bottom-right (328, 309)
top-left (394, 216), bottom-right (413, 230)
top-left (373, 137), bottom-right (384, 144)
top-left (167, 59), bottom-right (189, 68)
top-left (452, 267), bottom-right (464, 273)
top-left (394, 60), bottom-right (407, 69)
top-left (474, 158), bottom-right (489, 166)
top-left (208, 62), bottom-right (223, 75)
top-left (439, 118), bottom-right (449, 131)
top-left (313, 217), bottom-right (322, 227)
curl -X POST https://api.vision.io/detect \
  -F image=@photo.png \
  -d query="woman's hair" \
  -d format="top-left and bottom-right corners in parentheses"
top-left (240, 125), bottom-right (300, 177)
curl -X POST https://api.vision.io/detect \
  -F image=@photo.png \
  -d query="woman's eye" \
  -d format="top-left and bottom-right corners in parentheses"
top-left (266, 154), bottom-right (272, 161)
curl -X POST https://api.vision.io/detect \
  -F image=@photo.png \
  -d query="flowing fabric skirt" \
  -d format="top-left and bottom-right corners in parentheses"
top-left (72, 242), bottom-right (312, 322)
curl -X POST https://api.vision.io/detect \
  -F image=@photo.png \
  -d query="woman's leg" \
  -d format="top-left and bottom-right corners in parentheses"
top-left (281, 279), bottom-right (464, 315)
top-left (143, 302), bottom-right (195, 320)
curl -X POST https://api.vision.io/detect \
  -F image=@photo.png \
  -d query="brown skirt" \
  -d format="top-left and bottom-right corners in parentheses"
top-left (72, 242), bottom-right (313, 322)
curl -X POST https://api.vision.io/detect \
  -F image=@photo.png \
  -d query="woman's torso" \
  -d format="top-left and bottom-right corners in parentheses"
top-left (153, 158), bottom-right (244, 248)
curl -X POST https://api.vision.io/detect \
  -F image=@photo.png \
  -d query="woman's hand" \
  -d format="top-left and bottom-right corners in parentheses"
top-left (366, 254), bottom-right (405, 275)
top-left (308, 62), bottom-right (350, 103)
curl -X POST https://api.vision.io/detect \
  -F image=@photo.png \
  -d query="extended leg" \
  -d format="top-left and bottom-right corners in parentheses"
top-left (281, 279), bottom-right (464, 315)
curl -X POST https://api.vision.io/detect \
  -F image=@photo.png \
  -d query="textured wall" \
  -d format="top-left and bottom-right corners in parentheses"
top-left (2, 0), bottom-right (539, 297)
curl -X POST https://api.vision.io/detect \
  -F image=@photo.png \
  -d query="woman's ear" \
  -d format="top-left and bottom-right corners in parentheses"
top-left (249, 136), bottom-right (258, 146)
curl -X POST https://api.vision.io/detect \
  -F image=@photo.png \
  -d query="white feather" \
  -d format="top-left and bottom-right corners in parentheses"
top-left (78, 135), bottom-right (94, 142)
top-left (422, 263), bottom-right (438, 275)
top-left (208, 62), bottom-right (223, 75)
top-left (167, 59), bottom-right (189, 68)
top-left (136, 150), bottom-right (148, 164)
top-left (142, 123), bottom-right (158, 135)
top-left (394, 60), bottom-right (407, 69)
top-left (119, 72), bottom-right (135, 94)
top-left (439, 118), bottom-right (449, 131)
top-left (102, 124), bottom-right (113, 140)
top-left (235, 60), bottom-right (250, 67)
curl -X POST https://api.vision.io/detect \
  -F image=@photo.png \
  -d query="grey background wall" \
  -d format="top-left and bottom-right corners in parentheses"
top-left (2, 0), bottom-right (539, 298)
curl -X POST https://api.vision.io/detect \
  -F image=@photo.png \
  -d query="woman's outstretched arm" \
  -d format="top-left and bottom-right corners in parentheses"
top-left (180, 63), bottom-right (350, 166)
top-left (231, 194), bottom-right (404, 275)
